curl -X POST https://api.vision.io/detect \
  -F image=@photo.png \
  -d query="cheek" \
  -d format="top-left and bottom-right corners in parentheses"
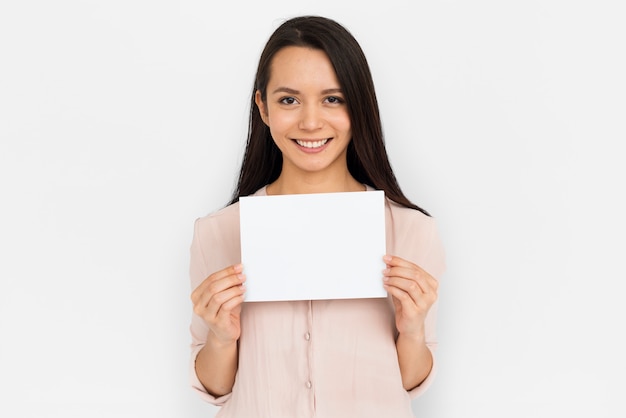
top-left (267, 118), bottom-right (288, 139)
top-left (267, 111), bottom-right (298, 134)
top-left (331, 113), bottom-right (352, 134)
top-left (266, 116), bottom-right (291, 148)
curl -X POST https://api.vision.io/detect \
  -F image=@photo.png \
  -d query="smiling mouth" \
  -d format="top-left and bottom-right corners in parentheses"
top-left (294, 139), bottom-right (330, 149)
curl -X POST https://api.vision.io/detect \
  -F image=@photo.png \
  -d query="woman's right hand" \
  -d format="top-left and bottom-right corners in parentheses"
top-left (191, 264), bottom-right (246, 345)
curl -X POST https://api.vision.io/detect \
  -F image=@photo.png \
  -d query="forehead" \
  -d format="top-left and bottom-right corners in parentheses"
top-left (267, 46), bottom-right (339, 88)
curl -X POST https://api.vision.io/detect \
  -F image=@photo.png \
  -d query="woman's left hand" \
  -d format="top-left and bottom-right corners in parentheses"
top-left (382, 255), bottom-right (438, 338)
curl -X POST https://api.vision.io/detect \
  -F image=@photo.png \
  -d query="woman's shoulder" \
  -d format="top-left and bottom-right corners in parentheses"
top-left (384, 197), bottom-right (446, 279)
top-left (200, 201), bottom-right (240, 221)
top-left (385, 197), bottom-right (437, 227)
top-left (195, 187), bottom-right (267, 230)
top-left (194, 203), bottom-right (239, 245)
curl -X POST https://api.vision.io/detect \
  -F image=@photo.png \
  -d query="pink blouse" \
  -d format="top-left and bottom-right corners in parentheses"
top-left (189, 186), bottom-right (446, 417)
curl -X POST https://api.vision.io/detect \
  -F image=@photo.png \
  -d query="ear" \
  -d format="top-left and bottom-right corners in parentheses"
top-left (255, 90), bottom-right (269, 126)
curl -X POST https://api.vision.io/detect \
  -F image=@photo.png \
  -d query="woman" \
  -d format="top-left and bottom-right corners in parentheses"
top-left (189, 15), bottom-right (445, 417)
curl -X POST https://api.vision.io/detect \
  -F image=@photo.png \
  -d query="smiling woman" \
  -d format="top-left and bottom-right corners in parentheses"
top-left (255, 46), bottom-right (356, 193)
top-left (188, 15), bottom-right (446, 418)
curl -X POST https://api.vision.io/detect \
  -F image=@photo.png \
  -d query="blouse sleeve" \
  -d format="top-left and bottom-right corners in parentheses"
top-left (188, 217), bottom-right (233, 406)
top-left (394, 211), bottom-right (446, 399)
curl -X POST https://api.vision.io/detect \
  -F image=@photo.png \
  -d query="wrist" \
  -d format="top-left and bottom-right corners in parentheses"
top-left (206, 331), bottom-right (239, 350)
top-left (397, 328), bottom-right (426, 345)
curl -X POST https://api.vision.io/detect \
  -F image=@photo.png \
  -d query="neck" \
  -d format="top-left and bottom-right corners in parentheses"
top-left (267, 170), bottom-right (365, 195)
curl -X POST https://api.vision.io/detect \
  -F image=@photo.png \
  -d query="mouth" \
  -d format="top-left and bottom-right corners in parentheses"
top-left (294, 138), bottom-right (331, 149)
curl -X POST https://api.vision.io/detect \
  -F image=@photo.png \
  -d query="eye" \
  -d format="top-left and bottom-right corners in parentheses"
top-left (325, 96), bottom-right (345, 104)
top-left (279, 96), bottom-right (298, 105)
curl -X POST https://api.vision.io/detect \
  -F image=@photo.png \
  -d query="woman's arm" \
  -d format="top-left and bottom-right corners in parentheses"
top-left (382, 255), bottom-right (439, 390)
top-left (191, 264), bottom-right (246, 396)
top-left (395, 327), bottom-right (433, 390)
top-left (195, 333), bottom-right (239, 396)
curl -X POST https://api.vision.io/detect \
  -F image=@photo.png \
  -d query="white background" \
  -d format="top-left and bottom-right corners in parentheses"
top-left (1, 1), bottom-right (624, 417)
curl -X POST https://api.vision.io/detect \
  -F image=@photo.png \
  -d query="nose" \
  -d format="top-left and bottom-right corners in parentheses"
top-left (298, 104), bottom-right (323, 130)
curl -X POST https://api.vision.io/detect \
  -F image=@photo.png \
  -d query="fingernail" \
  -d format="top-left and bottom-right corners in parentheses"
top-left (234, 264), bottom-right (243, 273)
top-left (382, 276), bottom-right (389, 282)
top-left (238, 274), bottom-right (246, 282)
top-left (383, 255), bottom-right (392, 262)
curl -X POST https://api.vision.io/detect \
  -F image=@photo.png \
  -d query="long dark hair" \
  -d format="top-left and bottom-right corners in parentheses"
top-left (229, 15), bottom-right (430, 216)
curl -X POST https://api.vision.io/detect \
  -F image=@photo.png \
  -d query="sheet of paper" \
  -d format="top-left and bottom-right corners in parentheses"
top-left (239, 190), bottom-right (387, 302)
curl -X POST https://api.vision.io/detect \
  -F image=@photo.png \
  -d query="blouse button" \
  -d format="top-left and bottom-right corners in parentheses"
top-left (306, 381), bottom-right (312, 389)
top-left (304, 332), bottom-right (311, 341)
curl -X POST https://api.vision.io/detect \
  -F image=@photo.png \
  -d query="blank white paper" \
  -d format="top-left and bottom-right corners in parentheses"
top-left (239, 190), bottom-right (387, 302)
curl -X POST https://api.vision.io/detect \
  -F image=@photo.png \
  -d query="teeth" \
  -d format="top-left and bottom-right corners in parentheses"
top-left (296, 139), bottom-right (329, 148)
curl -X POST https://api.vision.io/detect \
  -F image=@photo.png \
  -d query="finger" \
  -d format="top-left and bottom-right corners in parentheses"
top-left (218, 292), bottom-right (246, 314)
top-left (384, 278), bottom-right (437, 314)
top-left (383, 268), bottom-right (438, 309)
top-left (199, 283), bottom-right (246, 323)
top-left (384, 270), bottom-right (438, 295)
top-left (382, 259), bottom-right (438, 292)
top-left (383, 282), bottom-right (419, 311)
top-left (194, 272), bottom-right (245, 317)
top-left (383, 255), bottom-right (419, 270)
top-left (384, 275), bottom-right (426, 299)
top-left (206, 272), bottom-right (246, 299)
top-left (383, 256), bottom-right (436, 281)
top-left (208, 284), bottom-right (246, 320)
top-left (197, 264), bottom-right (243, 292)
top-left (383, 265), bottom-right (419, 281)
top-left (192, 264), bottom-right (244, 303)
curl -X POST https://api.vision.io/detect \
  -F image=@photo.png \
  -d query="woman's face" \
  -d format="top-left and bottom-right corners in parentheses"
top-left (255, 46), bottom-right (352, 179)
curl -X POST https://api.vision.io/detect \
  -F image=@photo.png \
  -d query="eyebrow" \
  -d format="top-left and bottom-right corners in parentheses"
top-left (271, 87), bottom-right (343, 95)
